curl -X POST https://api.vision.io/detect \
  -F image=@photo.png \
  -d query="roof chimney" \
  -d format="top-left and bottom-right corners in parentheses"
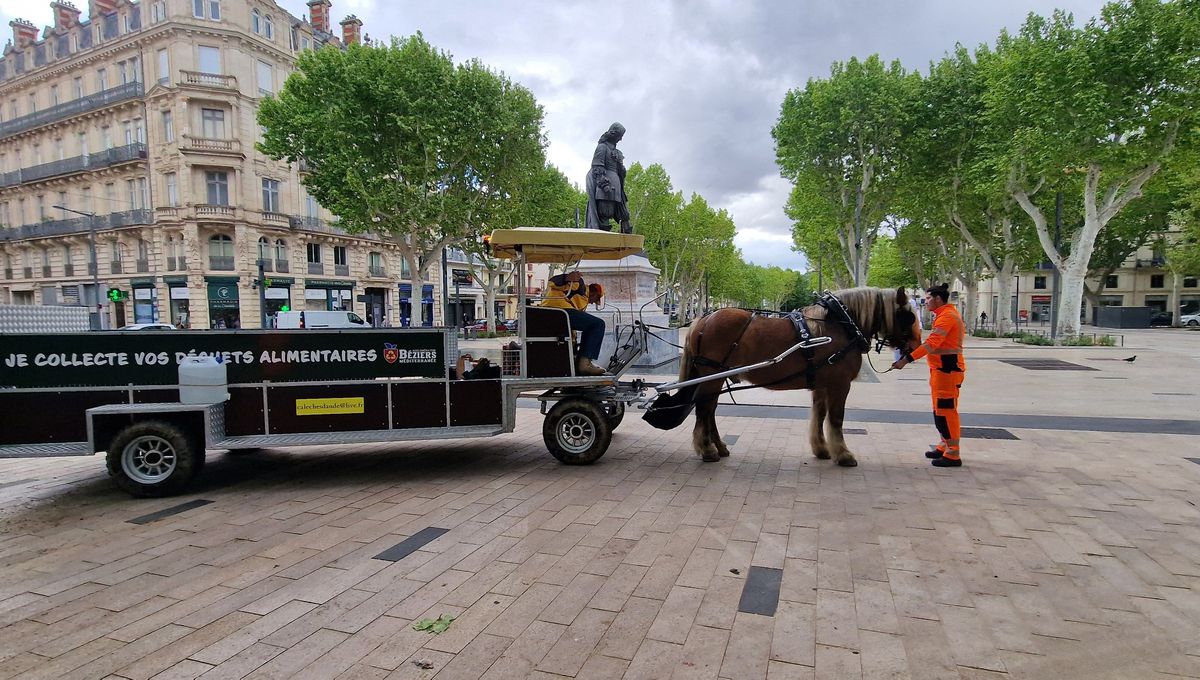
top-left (51, 2), bottom-right (82, 31)
top-left (307, 0), bottom-right (331, 34)
top-left (88, 0), bottom-right (119, 19)
top-left (9, 19), bottom-right (38, 48)
top-left (340, 15), bottom-right (362, 46)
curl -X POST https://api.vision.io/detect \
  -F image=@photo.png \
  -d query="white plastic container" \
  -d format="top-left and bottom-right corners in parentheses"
top-left (178, 356), bottom-right (229, 404)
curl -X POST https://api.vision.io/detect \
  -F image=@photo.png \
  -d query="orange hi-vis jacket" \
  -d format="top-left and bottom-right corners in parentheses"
top-left (908, 303), bottom-right (966, 375)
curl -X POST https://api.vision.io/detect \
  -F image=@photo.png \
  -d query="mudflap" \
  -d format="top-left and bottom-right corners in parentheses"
top-left (641, 386), bottom-right (698, 430)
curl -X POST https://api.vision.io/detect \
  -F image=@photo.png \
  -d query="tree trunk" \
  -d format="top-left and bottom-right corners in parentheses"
top-left (400, 249), bottom-right (426, 326)
top-left (1170, 271), bottom-right (1183, 327)
top-left (994, 259), bottom-right (1014, 334)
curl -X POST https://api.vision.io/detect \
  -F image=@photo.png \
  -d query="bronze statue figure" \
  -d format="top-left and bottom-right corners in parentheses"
top-left (586, 122), bottom-right (632, 234)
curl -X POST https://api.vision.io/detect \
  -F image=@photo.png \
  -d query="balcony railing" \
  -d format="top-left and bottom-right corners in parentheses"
top-left (136, 259), bottom-right (149, 273)
top-left (0, 209), bottom-right (154, 240)
top-left (262, 211), bottom-right (290, 225)
top-left (23, 267), bottom-right (32, 278)
top-left (275, 259), bottom-right (290, 273)
top-left (64, 264), bottom-right (74, 276)
top-left (209, 256), bottom-right (235, 271)
top-left (1136, 257), bottom-right (1167, 268)
top-left (110, 261), bottom-right (123, 274)
top-left (88, 262), bottom-right (97, 275)
top-left (308, 262), bottom-right (324, 275)
top-left (0, 82), bottom-right (144, 139)
top-left (196, 204), bottom-right (234, 218)
top-left (290, 215), bottom-right (352, 236)
top-left (369, 266), bottom-right (386, 278)
top-left (181, 136), bottom-right (242, 155)
top-left (0, 143), bottom-right (148, 189)
top-left (3, 268), bottom-right (11, 279)
top-left (180, 71), bottom-right (237, 89)
top-left (256, 258), bottom-right (273, 272)
top-left (334, 264), bottom-right (349, 276)
top-left (41, 265), bottom-right (51, 277)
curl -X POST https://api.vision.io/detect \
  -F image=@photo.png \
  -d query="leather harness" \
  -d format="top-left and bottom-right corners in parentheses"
top-left (692, 292), bottom-right (876, 390)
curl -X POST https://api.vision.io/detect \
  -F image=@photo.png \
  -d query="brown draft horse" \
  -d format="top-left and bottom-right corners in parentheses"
top-left (678, 287), bottom-right (921, 466)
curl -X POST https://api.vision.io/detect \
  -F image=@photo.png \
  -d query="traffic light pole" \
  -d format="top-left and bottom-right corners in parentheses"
top-left (258, 259), bottom-right (268, 329)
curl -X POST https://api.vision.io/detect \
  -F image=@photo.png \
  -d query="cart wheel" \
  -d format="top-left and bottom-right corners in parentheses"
top-left (105, 420), bottom-right (203, 498)
top-left (604, 402), bottom-right (626, 430)
top-left (543, 399), bottom-right (613, 465)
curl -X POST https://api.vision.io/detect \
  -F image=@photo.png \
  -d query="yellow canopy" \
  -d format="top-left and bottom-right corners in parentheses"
top-left (489, 227), bottom-right (645, 263)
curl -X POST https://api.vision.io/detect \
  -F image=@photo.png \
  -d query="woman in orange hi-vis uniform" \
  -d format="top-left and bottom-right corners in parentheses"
top-left (892, 283), bottom-right (967, 467)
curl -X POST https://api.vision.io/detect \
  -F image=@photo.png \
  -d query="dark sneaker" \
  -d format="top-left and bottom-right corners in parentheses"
top-left (925, 448), bottom-right (944, 459)
top-left (931, 457), bottom-right (962, 468)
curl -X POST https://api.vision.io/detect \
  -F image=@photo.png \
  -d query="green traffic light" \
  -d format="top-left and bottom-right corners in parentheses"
top-left (279, 304), bottom-right (290, 312)
top-left (107, 289), bottom-right (124, 302)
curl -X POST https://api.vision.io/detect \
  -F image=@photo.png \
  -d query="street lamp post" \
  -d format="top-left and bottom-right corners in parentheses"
top-left (53, 204), bottom-right (102, 330)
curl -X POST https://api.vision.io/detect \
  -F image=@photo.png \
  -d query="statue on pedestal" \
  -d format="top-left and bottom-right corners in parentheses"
top-left (585, 122), bottom-right (632, 234)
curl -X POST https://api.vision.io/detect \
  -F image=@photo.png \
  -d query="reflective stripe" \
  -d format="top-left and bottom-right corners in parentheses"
top-left (929, 328), bottom-right (949, 336)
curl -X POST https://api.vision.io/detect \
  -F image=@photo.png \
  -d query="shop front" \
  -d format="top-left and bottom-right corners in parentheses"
top-left (206, 277), bottom-right (241, 330)
top-left (263, 277), bottom-right (294, 326)
top-left (165, 276), bottom-right (190, 328)
top-left (362, 287), bottom-right (388, 327)
top-left (398, 283), bottom-right (413, 327)
top-left (1030, 294), bottom-right (1052, 323)
top-left (304, 279), bottom-right (356, 313)
top-left (421, 284), bottom-right (434, 326)
top-left (131, 278), bottom-right (158, 324)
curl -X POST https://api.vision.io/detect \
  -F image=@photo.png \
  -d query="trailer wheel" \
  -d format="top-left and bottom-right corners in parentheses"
top-left (604, 402), bottom-right (626, 430)
top-left (543, 399), bottom-right (612, 465)
top-left (106, 421), bottom-right (202, 497)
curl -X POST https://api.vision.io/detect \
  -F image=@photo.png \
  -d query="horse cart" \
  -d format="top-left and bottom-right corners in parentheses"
top-left (0, 228), bottom-right (650, 497)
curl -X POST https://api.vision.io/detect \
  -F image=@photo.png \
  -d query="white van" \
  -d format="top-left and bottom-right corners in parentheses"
top-left (275, 310), bottom-right (368, 329)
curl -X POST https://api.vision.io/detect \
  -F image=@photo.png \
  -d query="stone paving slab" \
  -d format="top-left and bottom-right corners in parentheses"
top-left (2, 339), bottom-right (1200, 679)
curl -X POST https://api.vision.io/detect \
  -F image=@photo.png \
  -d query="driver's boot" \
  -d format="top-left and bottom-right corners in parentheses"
top-left (576, 357), bottom-right (606, 376)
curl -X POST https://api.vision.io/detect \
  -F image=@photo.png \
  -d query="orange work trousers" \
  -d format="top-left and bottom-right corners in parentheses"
top-left (929, 370), bottom-right (964, 460)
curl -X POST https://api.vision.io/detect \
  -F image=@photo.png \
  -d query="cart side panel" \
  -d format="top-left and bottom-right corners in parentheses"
top-left (391, 382), bottom-right (447, 429)
top-left (267, 383), bottom-right (389, 434)
top-left (225, 387), bottom-right (266, 436)
top-left (449, 380), bottom-right (503, 427)
top-left (0, 390), bottom-right (127, 445)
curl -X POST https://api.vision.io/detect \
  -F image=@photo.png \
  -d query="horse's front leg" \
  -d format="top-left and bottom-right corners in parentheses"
top-left (810, 389), bottom-right (831, 459)
top-left (824, 382), bottom-right (857, 467)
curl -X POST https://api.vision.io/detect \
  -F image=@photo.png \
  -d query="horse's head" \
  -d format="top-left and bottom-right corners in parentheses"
top-left (886, 287), bottom-right (922, 355)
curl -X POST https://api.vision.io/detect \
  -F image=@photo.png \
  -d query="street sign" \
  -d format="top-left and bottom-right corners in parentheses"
top-left (452, 269), bottom-right (472, 286)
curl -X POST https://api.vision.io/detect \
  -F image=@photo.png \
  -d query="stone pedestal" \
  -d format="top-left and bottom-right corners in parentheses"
top-left (577, 255), bottom-right (677, 369)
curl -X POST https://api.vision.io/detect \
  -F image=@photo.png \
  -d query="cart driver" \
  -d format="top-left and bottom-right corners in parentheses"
top-left (540, 271), bottom-right (607, 376)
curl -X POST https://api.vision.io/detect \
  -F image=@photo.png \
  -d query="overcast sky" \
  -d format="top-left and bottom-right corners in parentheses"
top-left (4, 0), bottom-right (1112, 270)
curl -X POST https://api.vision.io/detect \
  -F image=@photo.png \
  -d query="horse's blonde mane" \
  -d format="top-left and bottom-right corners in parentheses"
top-left (826, 287), bottom-right (909, 339)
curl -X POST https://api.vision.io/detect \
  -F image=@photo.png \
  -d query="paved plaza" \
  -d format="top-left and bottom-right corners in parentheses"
top-left (2, 328), bottom-right (1199, 679)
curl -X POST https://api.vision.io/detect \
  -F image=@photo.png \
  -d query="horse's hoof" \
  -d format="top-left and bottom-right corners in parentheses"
top-left (837, 458), bottom-right (858, 467)
top-left (814, 450), bottom-right (832, 460)
top-left (718, 449), bottom-right (730, 458)
top-left (701, 451), bottom-right (721, 462)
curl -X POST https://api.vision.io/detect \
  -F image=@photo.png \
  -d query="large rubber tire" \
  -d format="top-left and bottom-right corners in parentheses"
top-left (543, 398), bottom-right (613, 465)
top-left (604, 402), bottom-right (626, 430)
top-left (105, 420), bottom-right (203, 498)
top-left (1189, 319), bottom-right (1199, 327)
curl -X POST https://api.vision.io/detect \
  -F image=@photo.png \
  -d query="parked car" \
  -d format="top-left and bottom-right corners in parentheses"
top-left (1182, 312), bottom-right (1200, 327)
top-left (118, 323), bottom-right (177, 331)
top-left (501, 318), bottom-right (518, 332)
top-left (1150, 311), bottom-right (1173, 326)
top-left (275, 311), bottom-right (367, 329)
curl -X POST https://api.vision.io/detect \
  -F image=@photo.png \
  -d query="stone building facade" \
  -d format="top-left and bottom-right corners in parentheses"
top-left (0, 0), bottom-right (447, 329)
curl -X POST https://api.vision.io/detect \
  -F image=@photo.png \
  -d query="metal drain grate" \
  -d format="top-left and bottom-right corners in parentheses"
top-left (1000, 359), bottom-right (1098, 371)
top-left (961, 427), bottom-right (1019, 440)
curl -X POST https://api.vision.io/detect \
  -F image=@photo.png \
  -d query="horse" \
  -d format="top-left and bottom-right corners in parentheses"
top-left (671, 287), bottom-right (921, 467)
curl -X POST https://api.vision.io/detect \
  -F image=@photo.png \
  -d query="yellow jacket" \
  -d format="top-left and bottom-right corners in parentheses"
top-left (540, 274), bottom-right (589, 311)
